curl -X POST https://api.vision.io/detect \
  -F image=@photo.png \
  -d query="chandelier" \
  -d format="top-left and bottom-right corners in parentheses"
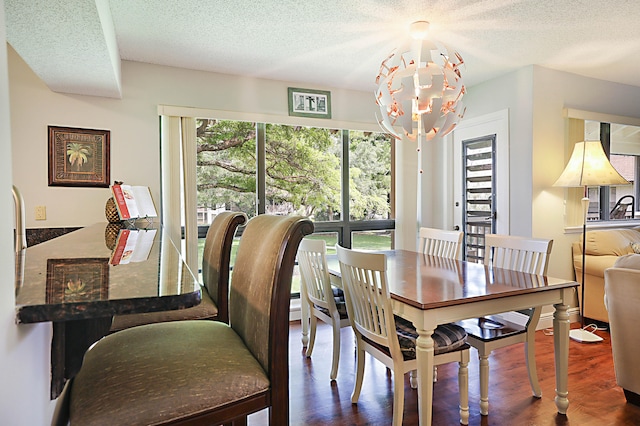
top-left (375, 21), bottom-right (466, 142)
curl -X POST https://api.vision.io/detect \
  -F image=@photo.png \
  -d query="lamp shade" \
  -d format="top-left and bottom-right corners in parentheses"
top-left (553, 141), bottom-right (630, 187)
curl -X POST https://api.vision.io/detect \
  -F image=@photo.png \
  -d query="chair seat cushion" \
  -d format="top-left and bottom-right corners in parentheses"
top-left (394, 316), bottom-right (467, 359)
top-left (70, 320), bottom-right (269, 425)
top-left (109, 288), bottom-right (219, 332)
top-left (457, 316), bottom-right (526, 342)
top-left (316, 287), bottom-right (348, 319)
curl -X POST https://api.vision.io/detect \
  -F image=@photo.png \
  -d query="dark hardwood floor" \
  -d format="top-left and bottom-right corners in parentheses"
top-left (248, 321), bottom-right (640, 425)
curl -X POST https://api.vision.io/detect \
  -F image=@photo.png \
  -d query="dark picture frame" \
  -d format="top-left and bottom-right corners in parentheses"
top-left (288, 87), bottom-right (332, 119)
top-left (48, 126), bottom-right (110, 187)
top-left (46, 258), bottom-right (109, 304)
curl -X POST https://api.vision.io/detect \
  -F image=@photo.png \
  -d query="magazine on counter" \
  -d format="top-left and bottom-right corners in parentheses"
top-left (110, 184), bottom-right (157, 220)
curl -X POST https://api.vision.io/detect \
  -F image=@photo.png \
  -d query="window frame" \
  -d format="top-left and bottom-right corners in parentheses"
top-left (195, 126), bottom-right (396, 244)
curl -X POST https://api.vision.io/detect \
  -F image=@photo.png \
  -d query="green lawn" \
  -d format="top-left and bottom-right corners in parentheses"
top-left (196, 231), bottom-right (391, 295)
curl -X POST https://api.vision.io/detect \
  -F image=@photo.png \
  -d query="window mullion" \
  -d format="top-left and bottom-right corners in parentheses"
top-left (341, 129), bottom-right (351, 248)
top-left (599, 123), bottom-right (611, 220)
top-left (256, 123), bottom-right (266, 215)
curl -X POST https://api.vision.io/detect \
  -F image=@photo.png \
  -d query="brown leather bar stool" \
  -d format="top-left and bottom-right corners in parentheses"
top-left (53, 215), bottom-right (313, 425)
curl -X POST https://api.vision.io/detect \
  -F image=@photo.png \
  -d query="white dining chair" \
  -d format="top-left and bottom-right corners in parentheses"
top-left (298, 238), bottom-right (350, 380)
top-left (415, 227), bottom-right (464, 385)
top-left (336, 245), bottom-right (470, 426)
top-left (419, 227), bottom-right (463, 259)
top-left (458, 234), bottom-right (553, 415)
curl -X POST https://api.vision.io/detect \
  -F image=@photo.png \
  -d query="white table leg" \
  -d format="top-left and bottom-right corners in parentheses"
top-left (415, 326), bottom-right (436, 426)
top-left (553, 300), bottom-right (570, 414)
top-left (479, 353), bottom-right (489, 415)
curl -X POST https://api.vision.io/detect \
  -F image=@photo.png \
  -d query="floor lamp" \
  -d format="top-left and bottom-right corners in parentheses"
top-left (554, 141), bottom-right (630, 343)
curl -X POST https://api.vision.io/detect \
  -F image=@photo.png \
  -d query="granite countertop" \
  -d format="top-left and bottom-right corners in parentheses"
top-left (15, 222), bottom-right (201, 324)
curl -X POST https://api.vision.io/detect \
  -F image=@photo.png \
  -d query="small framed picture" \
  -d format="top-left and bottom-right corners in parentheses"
top-left (48, 126), bottom-right (110, 187)
top-left (46, 258), bottom-right (109, 304)
top-left (288, 87), bottom-right (332, 119)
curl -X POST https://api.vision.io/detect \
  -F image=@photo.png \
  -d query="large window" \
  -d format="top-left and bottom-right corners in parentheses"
top-left (194, 119), bottom-right (394, 295)
top-left (584, 121), bottom-right (639, 221)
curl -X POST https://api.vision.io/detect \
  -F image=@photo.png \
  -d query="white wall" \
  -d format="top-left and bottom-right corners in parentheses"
top-left (6, 42), bottom-right (382, 423)
top-left (532, 66), bottom-right (640, 280)
top-left (0, 2), bottom-right (56, 422)
top-left (457, 66), bottom-right (535, 237)
top-left (448, 65), bottom-right (640, 280)
top-left (8, 47), bottom-right (380, 229)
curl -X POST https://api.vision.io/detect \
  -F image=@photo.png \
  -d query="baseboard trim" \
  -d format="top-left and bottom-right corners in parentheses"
top-left (290, 298), bottom-right (302, 322)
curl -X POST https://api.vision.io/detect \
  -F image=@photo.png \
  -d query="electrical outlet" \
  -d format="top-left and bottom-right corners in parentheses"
top-left (35, 205), bottom-right (46, 221)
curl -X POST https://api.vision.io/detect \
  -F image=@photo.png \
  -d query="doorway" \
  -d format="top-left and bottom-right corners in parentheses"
top-left (453, 109), bottom-right (510, 260)
top-left (462, 136), bottom-right (496, 262)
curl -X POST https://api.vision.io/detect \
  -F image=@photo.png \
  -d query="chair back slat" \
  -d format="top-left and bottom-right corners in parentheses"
top-left (336, 245), bottom-right (401, 358)
top-left (484, 234), bottom-right (553, 275)
top-left (419, 227), bottom-right (464, 260)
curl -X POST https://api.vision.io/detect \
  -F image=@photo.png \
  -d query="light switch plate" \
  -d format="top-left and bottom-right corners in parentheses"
top-left (35, 205), bottom-right (46, 220)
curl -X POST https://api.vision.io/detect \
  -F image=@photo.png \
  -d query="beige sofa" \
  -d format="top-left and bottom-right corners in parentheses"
top-left (572, 228), bottom-right (640, 323)
top-left (604, 254), bottom-right (640, 406)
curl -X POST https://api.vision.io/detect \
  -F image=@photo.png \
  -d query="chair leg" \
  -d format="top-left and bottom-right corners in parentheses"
top-left (330, 317), bottom-right (341, 380)
top-left (391, 366), bottom-right (406, 426)
top-left (525, 332), bottom-right (542, 397)
top-left (351, 341), bottom-right (365, 403)
top-left (409, 365), bottom-right (436, 389)
top-left (458, 355), bottom-right (470, 425)
top-left (305, 314), bottom-right (317, 357)
top-left (300, 290), bottom-right (309, 347)
top-left (479, 352), bottom-right (490, 416)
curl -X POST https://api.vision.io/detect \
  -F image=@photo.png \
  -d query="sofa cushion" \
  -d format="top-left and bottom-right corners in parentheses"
top-left (574, 254), bottom-right (620, 279)
top-left (614, 254), bottom-right (640, 270)
top-left (585, 229), bottom-right (640, 256)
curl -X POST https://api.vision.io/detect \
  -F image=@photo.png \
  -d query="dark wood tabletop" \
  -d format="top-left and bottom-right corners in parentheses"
top-left (378, 250), bottom-right (577, 309)
top-left (328, 249), bottom-right (577, 309)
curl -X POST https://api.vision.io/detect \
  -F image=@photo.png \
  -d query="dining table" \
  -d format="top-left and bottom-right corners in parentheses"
top-left (14, 221), bottom-right (201, 399)
top-left (316, 249), bottom-right (579, 425)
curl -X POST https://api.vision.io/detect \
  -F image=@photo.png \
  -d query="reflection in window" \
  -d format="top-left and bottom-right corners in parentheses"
top-left (584, 121), bottom-right (638, 221)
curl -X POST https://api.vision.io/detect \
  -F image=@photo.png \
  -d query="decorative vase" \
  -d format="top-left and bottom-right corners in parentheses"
top-left (105, 197), bottom-right (120, 223)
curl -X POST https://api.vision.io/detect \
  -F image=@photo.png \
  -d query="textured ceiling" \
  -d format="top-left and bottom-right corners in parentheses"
top-left (5, 0), bottom-right (640, 98)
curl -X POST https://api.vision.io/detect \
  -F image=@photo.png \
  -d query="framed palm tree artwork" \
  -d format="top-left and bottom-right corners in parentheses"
top-left (48, 126), bottom-right (110, 187)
